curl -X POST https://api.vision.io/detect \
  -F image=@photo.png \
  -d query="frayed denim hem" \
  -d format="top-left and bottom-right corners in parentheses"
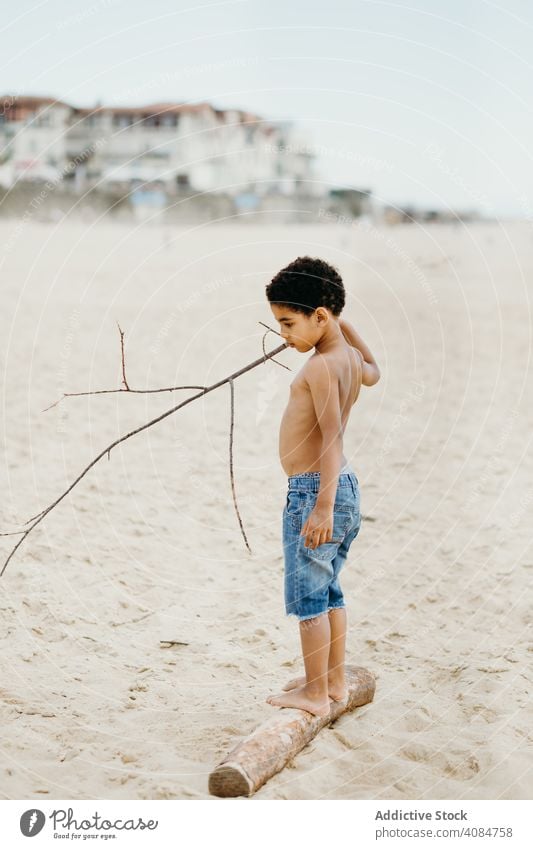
top-left (287, 607), bottom-right (336, 622)
top-left (327, 604), bottom-right (346, 613)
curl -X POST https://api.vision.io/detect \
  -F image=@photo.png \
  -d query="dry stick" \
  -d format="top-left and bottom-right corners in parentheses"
top-left (11, 325), bottom-right (285, 547)
top-left (228, 378), bottom-right (251, 554)
top-left (42, 327), bottom-right (285, 544)
top-left (0, 340), bottom-right (288, 577)
top-left (39, 325), bottom-right (286, 548)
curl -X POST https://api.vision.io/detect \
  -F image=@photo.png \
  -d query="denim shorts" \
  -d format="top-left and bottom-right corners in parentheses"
top-left (282, 469), bottom-right (362, 622)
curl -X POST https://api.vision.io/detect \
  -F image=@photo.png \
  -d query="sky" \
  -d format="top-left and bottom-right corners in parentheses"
top-left (2, 0), bottom-right (532, 216)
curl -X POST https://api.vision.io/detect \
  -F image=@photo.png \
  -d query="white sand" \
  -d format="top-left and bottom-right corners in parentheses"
top-left (0, 218), bottom-right (531, 800)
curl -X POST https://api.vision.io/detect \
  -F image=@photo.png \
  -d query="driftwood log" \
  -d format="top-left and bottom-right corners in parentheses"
top-left (209, 665), bottom-right (375, 797)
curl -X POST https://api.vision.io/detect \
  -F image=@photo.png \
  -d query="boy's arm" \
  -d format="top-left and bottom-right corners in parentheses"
top-left (301, 358), bottom-right (343, 548)
top-left (339, 318), bottom-right (381, 386)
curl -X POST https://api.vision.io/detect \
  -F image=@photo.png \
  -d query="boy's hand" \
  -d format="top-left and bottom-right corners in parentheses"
top-left (301, 505), bottom-right (335, 549)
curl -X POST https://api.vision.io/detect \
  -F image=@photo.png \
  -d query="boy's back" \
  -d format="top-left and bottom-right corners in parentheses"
top-left (279, 343), bottom-right (363, 477)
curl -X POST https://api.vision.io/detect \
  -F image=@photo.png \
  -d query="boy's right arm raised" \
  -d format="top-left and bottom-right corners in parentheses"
top-left (339, 318), bottom-right (381, 386)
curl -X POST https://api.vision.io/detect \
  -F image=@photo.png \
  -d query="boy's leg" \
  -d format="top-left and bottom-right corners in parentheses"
top-left (323, 496), bottom-right (360, 698)
top-left (281, 607), bottom-right (348, 700)
top-left (282, 492), bottom-right (360, 701)
top-left (271, 474), bottom-right (358, 715)
top-left (266, 612), bottom-right (332, 717)
top-left (299, 612), bottom-right (331, 696)
top-left (326, 607), bottom-right (347, 698)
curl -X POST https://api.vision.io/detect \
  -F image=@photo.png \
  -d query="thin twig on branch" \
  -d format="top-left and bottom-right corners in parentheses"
top-left (228, 377), bottom-right (250, 554)
top-left (42, 386), bottom-right (209, 412)
top-left (259, 322), bottom-right (291, 371)
top-left (117, 321), bottom-right (130, 390)
top-left (0, 336), bottom-right (288, 577)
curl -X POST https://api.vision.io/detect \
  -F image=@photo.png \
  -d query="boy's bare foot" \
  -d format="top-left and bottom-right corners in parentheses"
top-left (282, 674), bottom-right (347, 702)
top-left (266, 684), bottom-right (331, 718)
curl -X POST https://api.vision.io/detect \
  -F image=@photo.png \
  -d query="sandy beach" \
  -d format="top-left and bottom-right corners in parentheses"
top-left (0, 217), bottom-right (531, 800)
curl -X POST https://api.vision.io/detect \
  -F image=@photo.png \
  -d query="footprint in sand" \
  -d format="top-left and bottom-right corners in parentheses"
top-left (443, 754), bottom-right (481, 780)
top-left (402, 705), bottom-right (435, 733)
top-left (399, 743), bottom-right (482, 780)
top-left (464, 703), bottom-right (499, 724)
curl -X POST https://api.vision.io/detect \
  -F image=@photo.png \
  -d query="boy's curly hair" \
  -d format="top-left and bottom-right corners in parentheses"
top-left (265, 256), bottom-right (345, 317)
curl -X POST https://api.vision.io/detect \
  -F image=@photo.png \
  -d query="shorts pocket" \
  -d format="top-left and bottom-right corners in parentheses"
top-left (285, 490), bottom-right (310, 529)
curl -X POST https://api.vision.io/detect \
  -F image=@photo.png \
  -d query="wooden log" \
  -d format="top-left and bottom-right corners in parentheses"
top-left (208, 665), bottom-right (375, 797)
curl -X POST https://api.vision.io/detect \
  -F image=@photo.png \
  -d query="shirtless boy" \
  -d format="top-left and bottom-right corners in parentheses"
top-left (264, 256), bottom-right (380, 718)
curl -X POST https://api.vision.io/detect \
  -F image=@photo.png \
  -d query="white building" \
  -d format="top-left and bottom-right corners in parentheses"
top-left (0, 96), bottom-right (71, 186)
top-left (0, 96), bottom-right (319, 197)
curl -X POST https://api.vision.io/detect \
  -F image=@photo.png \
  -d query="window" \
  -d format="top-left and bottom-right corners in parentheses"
top-left (113, 114), bottom-right (133, 128)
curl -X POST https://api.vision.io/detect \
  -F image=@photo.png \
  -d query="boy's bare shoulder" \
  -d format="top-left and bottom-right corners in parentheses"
top-left (293, 353), bottom-right (339, 398)
top-left (302, 350), bottom-right (345, 383)
top-left (300, 347), bottom-right (361, 407)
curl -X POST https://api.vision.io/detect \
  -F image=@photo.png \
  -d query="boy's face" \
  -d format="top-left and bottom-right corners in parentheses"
top-left (270, 304), bottom-right (320, 352)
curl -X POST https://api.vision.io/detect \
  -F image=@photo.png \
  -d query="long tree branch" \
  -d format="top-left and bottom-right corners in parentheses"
top-left (0, 340), bottom-right (288, 577)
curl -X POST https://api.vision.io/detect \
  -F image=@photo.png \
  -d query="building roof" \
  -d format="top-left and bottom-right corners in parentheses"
top-left (72, 101), bottom-right (217, 117)
top-left (0, 94), bottom-right (266, 126)
top-left (0, 95), bottom-right (70, 110)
